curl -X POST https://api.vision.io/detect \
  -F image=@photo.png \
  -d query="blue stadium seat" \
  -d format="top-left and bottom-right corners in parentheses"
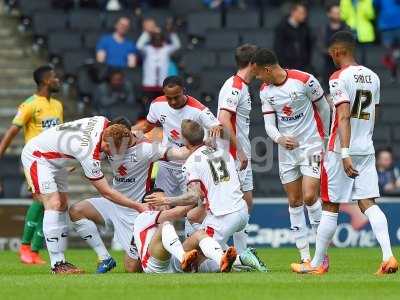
top-left (83, 30), bottom-right (106, 50)
top-left (181, 50), bottom-right (217, 74)
top-left (262, 7), bottom-right (283, 29)
top-left (170, 0), bottom-right (206, 16)
top-left (240, 30), bottom-right (273, 48)
top-left (18, 0), bottom-right (51, 17)
top-left (62, 50), bottom-right (94, 77)
top-left (205, 30), bottom-right (240, 50)
top-left (69, 10), bottom-right (103, 31)
top-left (32, 11), bottom-right (68, 37)
top-left (226, 10), bottom-right (260, 29)
top-left (48, 31), bottom-right (82, 56)
top-left (187, 11), bottom-right (221, 37)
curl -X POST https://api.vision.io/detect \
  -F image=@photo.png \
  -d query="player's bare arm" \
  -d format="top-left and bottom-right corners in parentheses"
top-left (131, 120), bottom-right (155, 135)
top-left (165, 146), bottom-right (191, 161)
top-left (218, 110), bottom-right (248, 170)
top-left (0, 125), bottom-right (20, 158)
top-left (91, 177), bottom-right (148, 212)
top-left (157, 205), bottom-right (196, 223)
top-left (208, 124), bottom-right (223, 138)
top-left (336, 102), bottom-right (358, 178)
top-left (263, 113), bottom-right (299, 150)
top-left (314, 96), bottom-right (331, 143)
top-left (145, 181), bottom-right (202, 207)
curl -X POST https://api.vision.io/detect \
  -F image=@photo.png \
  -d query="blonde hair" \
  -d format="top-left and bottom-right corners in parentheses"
top-left (181, 119), bottom-right (204, 146)
top-left (103, 124), bottom-right (132, 149)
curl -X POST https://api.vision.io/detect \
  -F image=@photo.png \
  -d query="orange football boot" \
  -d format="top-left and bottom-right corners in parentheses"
top-left (291, 261), bottom-right (328, 275)
top-left (375, 256), bottom-right (398, 275)
top-left (181, 249), bottom-right (199, 272)
top-left (19, 244), bottom-right (34, 264)
top-left (220, 246), bottom-right (237, 273)
top-left (31, 251), bottom-right (46, 265)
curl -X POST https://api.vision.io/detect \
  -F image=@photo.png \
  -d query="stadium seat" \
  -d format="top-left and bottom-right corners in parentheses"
top-left (226, 10), bottom-right (260, 29)
top-left (62, 50), bottom-right (95, 77)
top-left (170, 0), bottom-right (206, 16)
top-left (77, 66), bottom-right (96, 97)
top-left (48, 31), bottom-right (82, 56)
top-left (69, 10), bottom-right (103, 31)
top-left (142, 9), bottom-right (171, 28)
top-left (240, 30), bottom-right (274, 48)
top-left (205, 30), bottom-right (240, 50)
top-left (3, 176), bottom-right (25, 198)
top-left (181, 50), bottom-right (217, 74)
top-left (187, 11), bottom-right (221, 37)
top-left (32, 11), bottom-right (68, 37)
top-left (18, 0), bottom-right (51, 17)
top-left (308, 7), bottom-right (327, 29)
top-left (123, 67), bottom-right (143, 93)
top-left (104, 11), bottom-right (137, 31)
top-left (374, 125), bottom-right (392, 143)
top-left (392, 126), bottom-right (400, 141)
top-left (262, 7), bottom-right (283, 29)
top-left (381, 87), bottom-right (399, 105)
top-left (217, 51), bottom-right (235, 68)
top-left (83, 30), bottom-right (106, 50)
top-left (381, 106), bottom-right (400, 123)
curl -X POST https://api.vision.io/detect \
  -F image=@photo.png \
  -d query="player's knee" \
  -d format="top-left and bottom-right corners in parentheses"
top-left (358, 199), bottom-right (376, 213)
top-left (288, 199), bottom-right (303, 208)
top-left (303, 191), bottom-right (317, 205)
top-left (124, 259), bottom-right (142, 273)
top-left (69, 202), bottom-right (85, 221)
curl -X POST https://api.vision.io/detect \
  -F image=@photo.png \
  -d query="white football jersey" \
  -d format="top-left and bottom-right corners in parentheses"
top-left (106, 140), bottom-right (167, 202)
top-left (23, 116), bottom-right (109, 180)
top-left (260, 69), bottom-right (326, 165)
top-left (328, 65), bottom-right (380, 155)
top-left (147, 95), bottom-right (220, 170)
top-left (217, 75), bottom-right (252, 159)
top-left (183, 145), bottom-right (246, 216)
top-left (133, 210), bottom-right (161, 269)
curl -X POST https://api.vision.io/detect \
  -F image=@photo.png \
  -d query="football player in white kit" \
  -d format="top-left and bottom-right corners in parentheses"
top-left (69, 119), bottom-right (191, 273)
top-left (21, 117), bottom-right (148, 274)
top-left (292, 31), bottom-right (398, 275)
top-left (146, 120), bottom-right (267, 272)
top-left (217, 44), bottom-right (258, 254)
top-left (252, 48), bottom-right (331, 263)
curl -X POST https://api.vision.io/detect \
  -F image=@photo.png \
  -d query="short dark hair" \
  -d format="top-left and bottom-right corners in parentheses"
top-left (376, 147), bottom-right (393, 158)
top-left (163, 76), bottom-right (185, 89)
top-left (252, 48), bottom-right (279, 66)
top-left (329, 30), bottom-right (356, 49)
top-left (235, 44), bottom-right (258, 69)
top-left (33, 65), bottom-right (53, 86)
top-left (290, 1), bottom-right (307, 12)
top-left (110, 116), bottom-right (132, 129)
top-left (181, 119), bottom-right (204, 146)
top-left (142, 188), bottom-right (165, 203)
top-left (325, 0), bottom-right (339, 12)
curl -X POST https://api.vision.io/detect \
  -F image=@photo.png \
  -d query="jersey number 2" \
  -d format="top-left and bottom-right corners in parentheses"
top-left (351, 90), bottom-right (372, 120)
top-left (207, 159), bottom-right (230, 185)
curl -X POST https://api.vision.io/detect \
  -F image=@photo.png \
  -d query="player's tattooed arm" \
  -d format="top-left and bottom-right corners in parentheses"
top-left (145, 182), bottom-right (202, 207)
top-left (165, 147), bottom-right (191, 161)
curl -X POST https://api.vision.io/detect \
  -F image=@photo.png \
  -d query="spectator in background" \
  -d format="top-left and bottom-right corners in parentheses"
top-left (318, 2), bottom-right (350, 84)
top-left (0, 177), bottom-right (4, 198)
top-left (374, 0), bottom-right (400, 82)
top-left (96, 17), bottom-right (138, 68)
top-left (376, 148), bottom-right (400, 195)
top-left (93, 69), bottom-right (138, 121)
top-left (340, 0), bottom-right (375, 65)
top-left (203, 0), bottom-right (246, 9)
top-left (136, 18), bottom-right (181, 112)
top-left (273, 2), bottom-right (313, 71)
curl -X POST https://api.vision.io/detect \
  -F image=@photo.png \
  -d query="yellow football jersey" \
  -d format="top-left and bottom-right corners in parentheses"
top-left (12, 94), bottom-right (63, 143)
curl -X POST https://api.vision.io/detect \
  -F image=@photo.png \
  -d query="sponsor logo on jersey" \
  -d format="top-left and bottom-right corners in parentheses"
top-left (160, 114), bottom-right (167, 124)
top-left (170, 129), bottom-right (180, 140)
top-left (118, 164), bottom-right (128, 176)
top-left (282, 105), bottom-right (293, 116)
top-left (42, 118), bottom-right (61, 130)
top-left (289, 92), bottom-right (299, 102)
top-left (266, 97), bottom-right (275, 105)
top-left (114, 176), bottom-right (135, 183)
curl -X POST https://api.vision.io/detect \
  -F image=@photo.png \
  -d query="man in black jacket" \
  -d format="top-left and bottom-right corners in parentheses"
top-left (273, 2), bottom-right (313, 71)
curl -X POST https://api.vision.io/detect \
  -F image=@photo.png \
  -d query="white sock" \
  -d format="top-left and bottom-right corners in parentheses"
top-left (73, 218), bottom-right (110, 261)
top-left (43, 210), bottom-right (68, 268)
top-left (289, 205), bottom-right (310, 261)
top-left (161, 222), bottom-right (185, 263)
top-left (364, 205), bottom-right (394, 261)
top-left (233, 226), bottom-right (248, 255)
top-left (198, 259), bottom-right (220, 273)
top-left (306, 200), bottom-right (322, 235)
top-left (311, 211), bottom-right (338, 268)
top-left (199, 237), bottom-right (223, 265)
top-left (184, 219), bottom-right (201, 238)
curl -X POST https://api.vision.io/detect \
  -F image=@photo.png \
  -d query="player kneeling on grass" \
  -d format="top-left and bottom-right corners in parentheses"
top-left (69, 118), bottom-right (192, 273)
top-left (21, 116), bottom-right (148, 274)
top-left (145, 119), bottom-right (267, 272)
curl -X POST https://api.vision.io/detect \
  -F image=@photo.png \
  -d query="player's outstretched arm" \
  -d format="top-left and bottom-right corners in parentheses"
top-left (157, 205), bottom-right (196, 224)
top-left (336, 103), bottom-right (358, 178)
top-left (165, 147), bottom-right (191, 161)
top-left (91, 177), bottom-right (147, 212)
top-left (131, 120), bottom-right (155, 135)
top-left (0, 125), bottom-right (20, 158)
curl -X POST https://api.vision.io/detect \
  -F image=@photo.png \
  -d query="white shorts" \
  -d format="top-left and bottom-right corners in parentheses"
top-left (201, 206), bottom-right (249, 247)
top-left (21, 149), bottom-right (68, 194)
top-left (236, 161), bottom-right (253, 192)
top-left (88, 197), bottom-right (139, 259)
top-left (143, 256), bottom-right (182, 274)
top-left (155, 164), bottom-right (186, 196)
top-left (321, 152), bottom-right (380, 203)
top-left (279, 163), bottom-right (321, 185)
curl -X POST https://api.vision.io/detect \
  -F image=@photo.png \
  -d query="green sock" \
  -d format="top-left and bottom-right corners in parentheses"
top-left (21, 202), bottom-right (44, 245)
top-left (31, 207), bottom-right (44, 252)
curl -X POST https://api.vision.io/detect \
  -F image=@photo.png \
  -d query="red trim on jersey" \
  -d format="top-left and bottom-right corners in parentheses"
top-left (329, 65), bottom-right (353, 80)
top-left (32, 151), bottom-right (74, 160)
top-left (145, 162), bottom-right (154, 193)
top-left (320, 159), bottom-right (329, 202)
top-left (152, 96), bottom-right (167, 104)
top-left (30, 161), bottom-right (40, 194)
top-left (334, 100), bottom-right (350, 107)
top-left (287, 69), bottom-right (310, 84)
top-left (260, 83), bottom-right (268, 91)
top-left (139, 211), bottom-right (161, 268)
top-left (186, 96), bottom-right (206, 111)
top-left (263, 111), bottom-right (276, 115)
top-left (232, 75), bottom-right (244, 90)
top-left (86, 175), bottom-right (105, 181)
top-left (229, 113), bottom-right (237, 159)
top-left (219, 107), bottom-right (236, 114)
top-left (93, 119), bottom-right (110, 160)
top-left (206, 226), bottom-right (215, 237)
top-left (328, 111), bottom-right (338, 151)
top-left (312, 103), bottom-right (325, 139)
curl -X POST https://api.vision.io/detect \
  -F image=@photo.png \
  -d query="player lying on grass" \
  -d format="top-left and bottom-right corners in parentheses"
top-left (69, 118), bottom-right (191, 273)
top-left (291, 31), bottom-right (398, 275)
top-left (21, 117), bottom-right (149, 274)
top-left (145, 119), bottom-right (267, 272)
top-left (252, 48), bottom-right (330, 264)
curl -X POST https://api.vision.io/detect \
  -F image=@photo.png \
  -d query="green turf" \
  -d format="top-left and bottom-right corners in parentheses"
top-left (0, 248), bottom-right (399, 300)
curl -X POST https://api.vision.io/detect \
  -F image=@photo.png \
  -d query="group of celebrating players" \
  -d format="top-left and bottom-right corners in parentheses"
top-left (1, 30), bottom-right (398, 275)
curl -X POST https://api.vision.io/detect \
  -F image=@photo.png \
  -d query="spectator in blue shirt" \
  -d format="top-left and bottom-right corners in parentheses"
top-left (96, 17), bottom-right (138, 68)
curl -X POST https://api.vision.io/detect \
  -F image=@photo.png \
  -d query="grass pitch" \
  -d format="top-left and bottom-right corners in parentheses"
top-left (0, 247), bottom-right (399, 300)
